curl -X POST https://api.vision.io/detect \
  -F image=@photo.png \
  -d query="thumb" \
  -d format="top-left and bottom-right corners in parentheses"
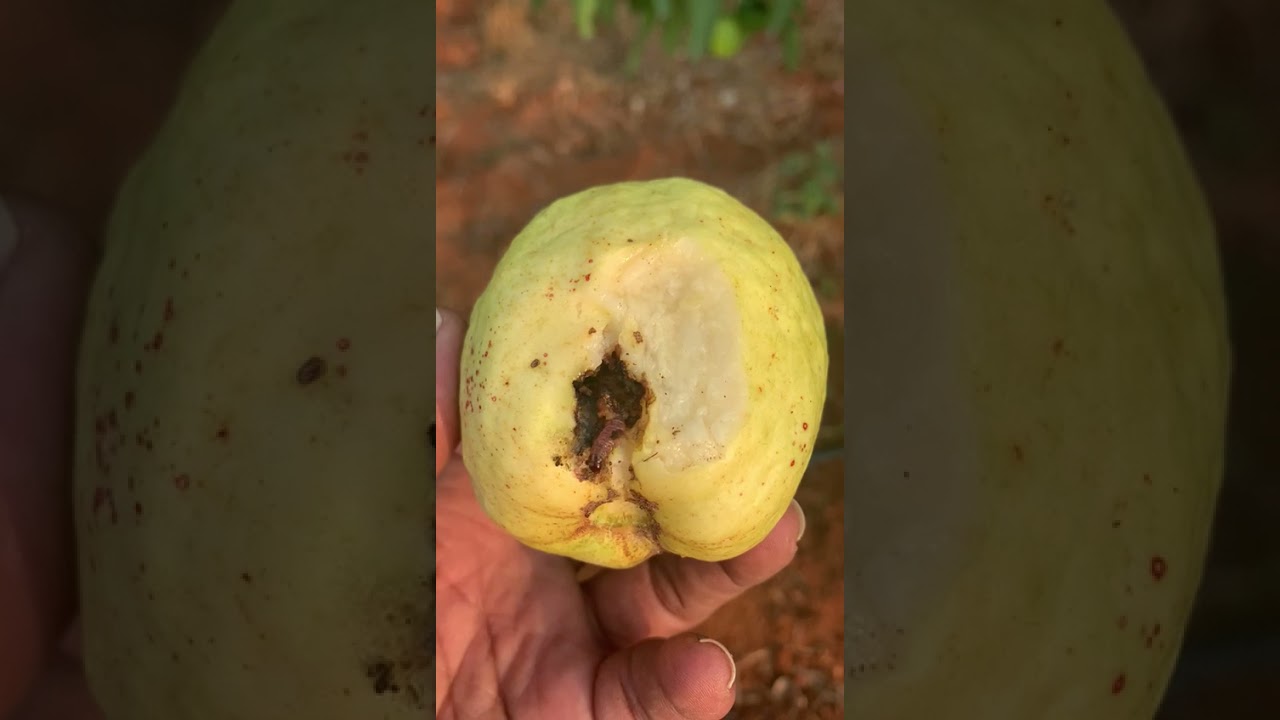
top-left (593, 634), bottom-right (737, 720)
top-left (434, 307), bottom-right (465, 474)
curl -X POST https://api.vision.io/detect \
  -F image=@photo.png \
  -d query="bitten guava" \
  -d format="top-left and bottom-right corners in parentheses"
top-left (72, 0), bottom-right (431, 718)
top-left (460, 178), bottom-right (829, 569)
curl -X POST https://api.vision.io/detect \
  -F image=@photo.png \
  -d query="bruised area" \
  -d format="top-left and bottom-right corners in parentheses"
top-left (570, 349), bottom-right (648, 479)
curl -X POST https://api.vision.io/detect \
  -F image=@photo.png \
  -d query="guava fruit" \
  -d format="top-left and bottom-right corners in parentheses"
top-left (71, 0), bottom-right (430, 718)
top-left (460, 178), bottom-right (828, 569)
top-left (844, 1), bottom-right (1230, 718)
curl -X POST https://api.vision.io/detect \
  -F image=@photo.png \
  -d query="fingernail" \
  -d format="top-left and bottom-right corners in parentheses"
top-left (0, 197), bottom-right (16, 273)
top-left (790, 498), bottom-right (807, 544)
top-left (697, 636), bottom-right (737, 690)
top-left (436, 308), bottom-right (442, 335)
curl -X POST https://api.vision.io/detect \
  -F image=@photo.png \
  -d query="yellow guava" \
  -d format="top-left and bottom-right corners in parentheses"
top-left (71, 0), bottom-right (431, 718)
top-left (460, 178), bottom-right (829, 569)
top-left (844, 1), bottom-right (1230, 718)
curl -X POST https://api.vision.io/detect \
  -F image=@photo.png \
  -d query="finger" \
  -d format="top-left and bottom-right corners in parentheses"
top-left (0, 198), bottom-right (95, 715)
top-left (587, 499), bottom-right (806, 648)
top-left (10, 652), bottom-right (103, 720)
top-left (594, 633), bottom-right (736, 720)
top-left (434, 307), bottom-right (465, 475)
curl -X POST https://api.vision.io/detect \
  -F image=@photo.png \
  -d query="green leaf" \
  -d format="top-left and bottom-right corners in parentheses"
top-left (734, 0), bottom-right (770, 34)
top-left (661, 4), bottom-right (687, 53)
top-left (598, 0), bottom-right (616, 25)
top-left (575, 0), bottom-right (599, 39)
top-left (766, 0), bottom-right (798, 35)
top-left (625, 11), bottom-right (655, 75)
top-left (652, 0), bottom-right (673, 21)
top-left (781, 19), bottom-right (801, 70)
top-left (686, 0), bottom-right (718, 59)
top-left (531, 0), bottom-right (548, 12)
top-left (779, 151), bottom-right (810, 177)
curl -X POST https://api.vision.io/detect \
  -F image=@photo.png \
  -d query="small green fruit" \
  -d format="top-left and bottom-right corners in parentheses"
top-left (461, 178), bottom-right (828, 569)
top-left (709, 17), bottom-right (746, 58)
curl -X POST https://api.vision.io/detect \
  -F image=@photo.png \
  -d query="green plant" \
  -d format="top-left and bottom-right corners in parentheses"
top-left (773, 141), bottom-right (841, 220)
top-left (533, 0), bottom-right (805, 72)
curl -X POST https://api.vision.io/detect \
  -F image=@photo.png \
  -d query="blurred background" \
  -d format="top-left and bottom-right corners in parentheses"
top-left (434, 1), bottom-right (1278, 718)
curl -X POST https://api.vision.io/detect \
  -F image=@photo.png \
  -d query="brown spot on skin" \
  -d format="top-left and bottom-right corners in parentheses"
top-left (174, 474), bottom-right (191, 491)
top-left (296, 356), bottom-right (327, 385)
top-left (588, 327), bottom-right (596, 335)
top-left (1150, 556), bottom-right (1167, 581)
top-left (240, 573), bottom-right (252, 583)
top-left (215, 423), bottom-right (230, 442)
top-left (530, 359), bottom-right (540, 368)
top-left (632, 331), bottom-right (643, 344)
top-left (91, 487), bottom-right (114, 519)
top-left (337, 337), bottom-right (351, 351)
top-left (1012, 444), bottom-right (1025, 462)
top-left (1111, 673), bottom-right (1126, 694)
top-left (366, 660), bottom-right (395, 695)
top-left (1145, 623), bottom-right (1162, 649)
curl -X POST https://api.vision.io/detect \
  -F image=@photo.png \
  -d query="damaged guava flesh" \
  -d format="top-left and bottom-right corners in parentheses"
top-left (460, 177), bottom-right (830, 570)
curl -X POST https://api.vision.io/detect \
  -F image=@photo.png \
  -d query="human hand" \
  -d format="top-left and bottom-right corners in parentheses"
top-left (434, 308), bottom-right (807, 719)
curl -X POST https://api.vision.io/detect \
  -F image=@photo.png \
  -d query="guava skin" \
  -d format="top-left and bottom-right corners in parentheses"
top-left (461, 178), bottom-right (829, 570)
top-left (846, 1), bottom-right (1230, 718)
top-left (71, 0), bottom-right (432, 718)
